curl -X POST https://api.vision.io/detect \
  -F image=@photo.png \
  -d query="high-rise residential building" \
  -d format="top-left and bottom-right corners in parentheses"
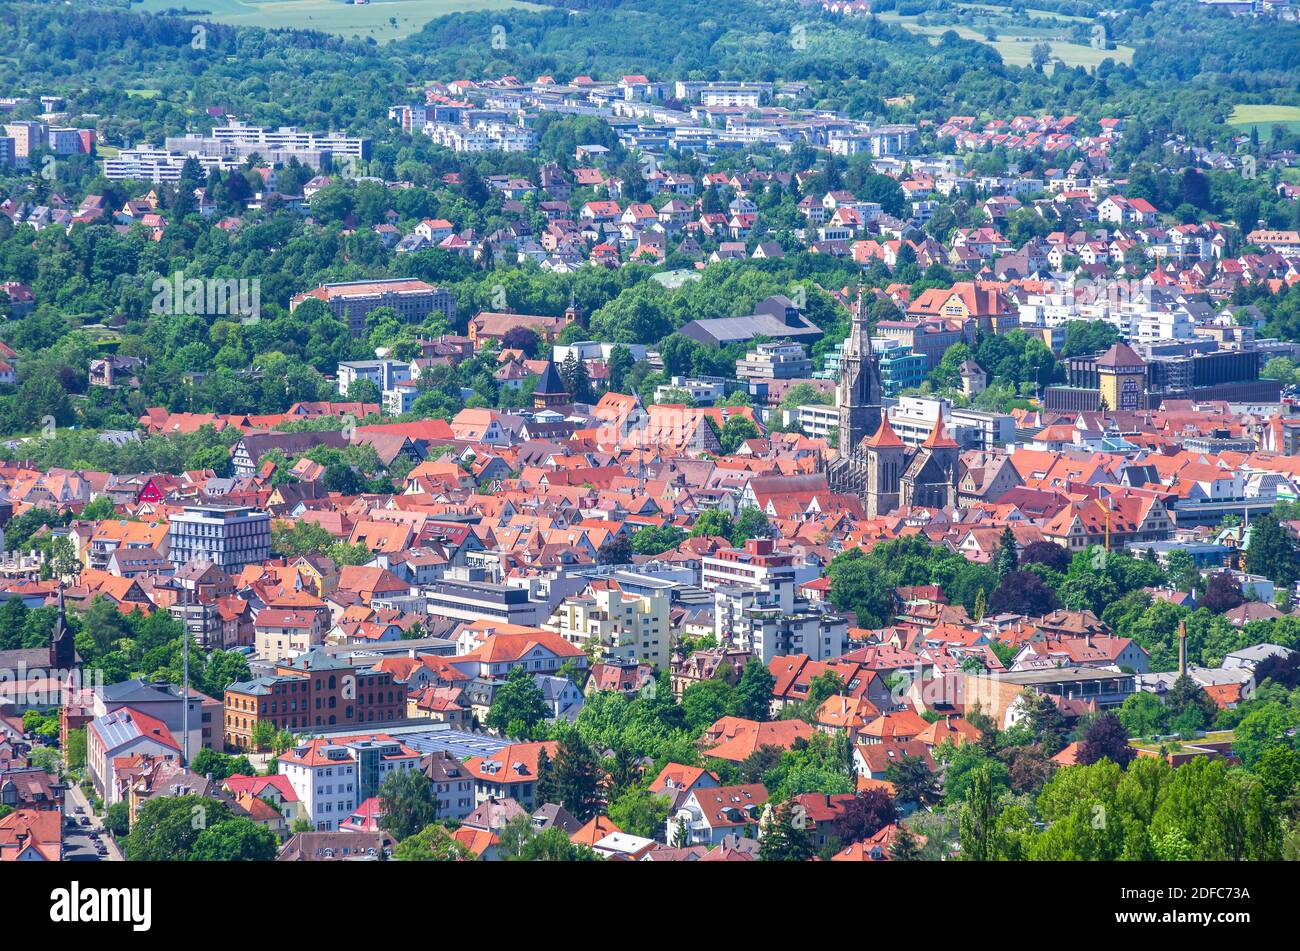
top-left (3, 121), bottom-right (45, 163)
top-left (545, 582), bottom-right (671, 670)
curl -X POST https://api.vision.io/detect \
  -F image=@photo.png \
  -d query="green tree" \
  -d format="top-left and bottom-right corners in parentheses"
top-left (958, 763), bottom-right (1000, 861)
top-left (104, 801), bottom-right (130, 838)
top-left (486, 666), bottom-right (549, 737)
top-left (735, 658), bottom-right (776, 721)
top-left (549, 728), bottom-right (604, 821)
top-left (885, 755), bottom-right (941, 809)
top-left (759, 799), bottom-right (815, 862)
top-left (190, 817), bottom-right (278, 861)
top-left (1118, 691), bottom-right (1168, 738)
top-left (559, 350), bottom-right (592, 403)
top-left (632, 524), bottom-right (685, 555)
top-left (889, 823), bottom-right (922, 861)
top-left (717, 414), bottom-right (760, 455)
top-left (994, 526), bottom-right (1018, 578)
top-left (730, 507), bottom-right (771, 546)
top-left (682, 677), bottom-right (738, 732)
top-left (606, 788), bottom-right (672, 839)
top-left (1245, 514), bottom-right (1298, 588)
top-left (126, 795), bottom-right (233, 861)
top-left (394, 823), bottom-right (474, 861)
top-left (689, 509), bottom-right (734, 540)
top-left (1233, 702), bottom-right (1299, 768)
top-left (378, 766), bottom-right (439, 841)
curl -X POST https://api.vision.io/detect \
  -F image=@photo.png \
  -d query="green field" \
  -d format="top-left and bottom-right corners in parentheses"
top-left (135, 0), bottom-right (545, 43)
top-left (877, 10), bottom-right (1133, 70)
top-left (1228, 104), bottom-right (1300, 137)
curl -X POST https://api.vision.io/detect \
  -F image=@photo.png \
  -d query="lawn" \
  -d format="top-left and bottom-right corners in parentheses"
top-left (1228, 104), bottom-right (1300, 137)
top-left (877, 11), bottom-right (1133, 70)
top-left (1129, 730), bottom-right (1236, 753)
top-left (135, 0), bottom-right (546, 43)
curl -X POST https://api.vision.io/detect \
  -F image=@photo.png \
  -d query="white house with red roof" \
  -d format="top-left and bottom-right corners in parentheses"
top-left (277, 734), bottom-right (421, 831)
top-left (667, 783), bottom-right (769, 847)
top-left (86, 707), bottom-right (181, 805)
top-left (223, 773), bottom-right (305, 825)
top-left (461, 740), bottom-right (558, 809)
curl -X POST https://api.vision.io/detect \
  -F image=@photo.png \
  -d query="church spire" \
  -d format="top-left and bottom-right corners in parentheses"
top-left (850, 286), bottom-right (872, 356)
top-left (834, 288), bottom-right (884, 459)
top-left (50, 581), bottom-right (74, 669)
top-left (922, 415), bottom-right (959, 450)
top-left (863, 413), bottom-right (904, 450)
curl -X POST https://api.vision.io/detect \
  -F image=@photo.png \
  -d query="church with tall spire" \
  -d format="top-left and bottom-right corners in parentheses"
top-left (836, 290), bottom-right (884, 454)
top-left (827, 291), bottom-right (960, 516)
top-left (0, 581), bottom-right (78, 691)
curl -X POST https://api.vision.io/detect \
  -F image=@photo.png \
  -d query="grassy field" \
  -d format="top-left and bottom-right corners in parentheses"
top-left (877, 10), bottom-right (1133, 70)
top-left (135, 0), bottom-right (545, 43)
top-left (1130, 730), bottom-right (1235, 753)
top-left (1228, 104), bottom-right (1300, 137)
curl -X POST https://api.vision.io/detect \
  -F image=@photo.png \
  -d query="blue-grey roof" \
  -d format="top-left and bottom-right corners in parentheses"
top-left (385, 728), bottom-right (510, 761)
top-left (100, 678), bottom-right (178, 704)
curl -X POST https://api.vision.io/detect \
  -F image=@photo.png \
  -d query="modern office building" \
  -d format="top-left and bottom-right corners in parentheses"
top-left (276, 732), bottom-right (422, 830)
top-left (164, 121), bottom-right (371, 168)
top-left (874, 340), bottom-right (927, 396)
top-left (420, 577), bottom-right (549, 627)
top-left (1044, 340), bottom-right (1280, 411)
top-left (735, 341), bottom-right (813, 381)
top-left (167, 504), bottom-right (271, 572)
top-left (705, 539), bottom-right (845, 664)
top-left (103, 147), bottom-right (240, 182)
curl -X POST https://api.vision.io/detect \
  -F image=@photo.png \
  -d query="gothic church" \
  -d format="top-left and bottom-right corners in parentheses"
top-left (827, 293), bottom-right (961, 517)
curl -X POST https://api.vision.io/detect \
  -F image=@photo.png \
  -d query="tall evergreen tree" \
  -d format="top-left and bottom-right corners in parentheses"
top-left (889, 824), bottom-right (922, 861)
top-left (759, 800), bottom-right (815, 862)
top-left (735, 658), bottom-right (776, 721)
top-left (958, 763), bottom-right (998, 861)
top-left (995, 526), bottom-right (1019, 578)
top-left (560, 350), bottom-right (591, 403)
top-left (550, 729), bottom-right (603, 822)
top-left (1245, 514), bottom-right (1298, 588)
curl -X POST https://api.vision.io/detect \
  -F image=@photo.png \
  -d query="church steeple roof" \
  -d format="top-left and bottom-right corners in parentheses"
top-left (534, 360), bottom-right (566, 395)
top-left (922, 415), bottom-right (958, 450)
top-left (850, 286), bottom-right (872, 354)
top-left (50, 582), bottom-right (74, 668)
top-left (863, 413), bottom-right (904, 450)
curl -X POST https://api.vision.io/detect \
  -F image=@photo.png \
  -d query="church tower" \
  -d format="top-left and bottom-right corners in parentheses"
top-left (533, 360), bottom-right (570, 410)
top-left (863, 414), bottom-right (906, 518)
top-left (49, 584), bottom-right (74, 669)
top-left (836, 290), bottom-right (884, 458)
top-left (900, 415), bottom-right (960, 510)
